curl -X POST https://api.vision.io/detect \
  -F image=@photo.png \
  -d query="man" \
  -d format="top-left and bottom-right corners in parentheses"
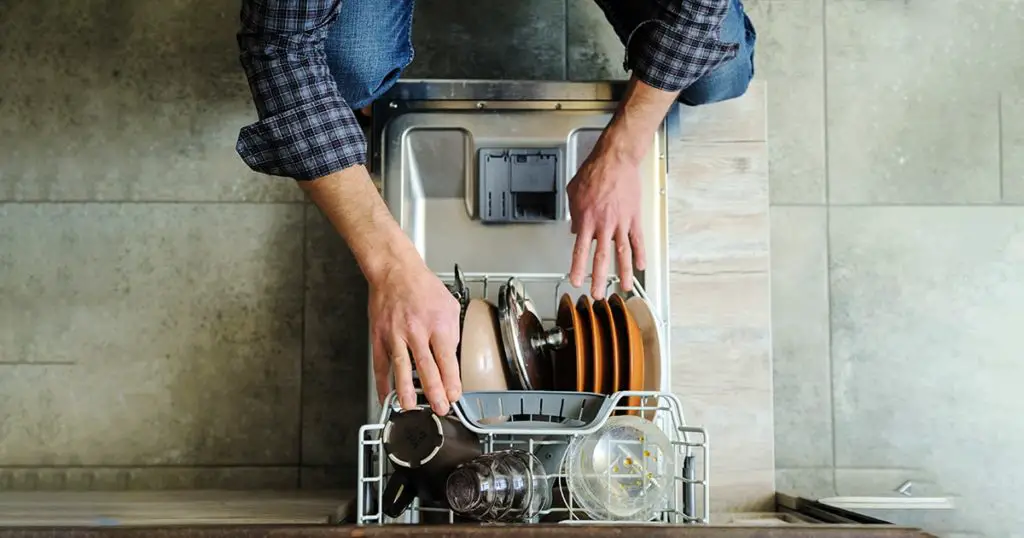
top-left (234, 0), bottom-right (756, 417)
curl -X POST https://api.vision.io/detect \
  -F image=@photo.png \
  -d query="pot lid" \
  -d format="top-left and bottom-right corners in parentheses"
top-left (498, 278), bottom-right (553, 390)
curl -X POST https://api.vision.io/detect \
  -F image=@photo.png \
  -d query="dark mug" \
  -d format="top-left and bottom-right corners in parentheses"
top-left (382, 408), bottom-right (482, 503)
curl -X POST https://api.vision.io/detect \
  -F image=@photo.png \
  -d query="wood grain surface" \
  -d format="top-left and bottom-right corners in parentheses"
top-left (0, 491), bottom-right (352, 526)
top-left (668, 81), bottom-right (774, 513)
top-left (0, 524), bottom-right (937, 538)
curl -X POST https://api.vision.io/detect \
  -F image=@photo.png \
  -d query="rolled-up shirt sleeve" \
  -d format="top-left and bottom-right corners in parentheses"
top-left (624, 0), bottom-right (739, 93)
top-left (235, 0), bottom-right (365, 181)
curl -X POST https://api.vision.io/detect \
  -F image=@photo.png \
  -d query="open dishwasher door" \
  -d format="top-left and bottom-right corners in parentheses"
top-left (366, 80), bottom-right (670, 423)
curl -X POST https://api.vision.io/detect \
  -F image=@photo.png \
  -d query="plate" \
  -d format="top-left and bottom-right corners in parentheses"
top-left (554, 293), bottom-right (586, 392)
top-left (609, 294), bottom-right (644, 415)
top-left (564, 415), bottom-right (676, 521)
top-left (576, 295), bottom-right (600, 394)
top-left (625, 296), bottom-right (663, 397)
top-left (459, 298), bottom-right (510, 392)
top-left (592, 299), bottom-right (618, 396)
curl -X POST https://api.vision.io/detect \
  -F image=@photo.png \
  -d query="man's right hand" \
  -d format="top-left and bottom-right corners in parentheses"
top-left (299, 165), bottom-right (463, 417)
top-left (368, 256), bottom-right (462, 415)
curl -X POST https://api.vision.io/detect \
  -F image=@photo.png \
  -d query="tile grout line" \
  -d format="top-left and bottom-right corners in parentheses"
top-left (772, 202), bottom-right (1024, 208)
top-left (0, 464), bottom-right (302, 470)
top-left (298, 203), bottom-right (308, 488)
top-left (821, 0), bottom-right (830, 208)
top-left (821, 0), bottom-right (839, 489)
top-left (0, 200), bottom-right (307, 206)
top-left (0, 362), bottom-right (76, 366)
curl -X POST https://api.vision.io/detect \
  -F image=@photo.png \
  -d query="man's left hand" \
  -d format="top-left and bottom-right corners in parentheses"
top-left (567, 147), bottom-right (647, 299)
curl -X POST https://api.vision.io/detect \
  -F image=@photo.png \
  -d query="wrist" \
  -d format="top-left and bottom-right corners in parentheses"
top-left (596, 123), bottom-right (651, 167)
top-left (359, 228), bottom-right (425, 288)
top-left (596, 76), bottom-right (678, 165)
top-left (301, 165), bottom-right (425, 287)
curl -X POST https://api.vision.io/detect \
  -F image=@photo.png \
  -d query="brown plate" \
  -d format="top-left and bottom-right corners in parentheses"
top-left (576, 295), bottom-right (600, 393)
top-left (554, 293), bottom-right (586, 392)
top-left (609, 293), bottom-right (645, 415)
top-left (592, 298), bottom-right (618, 395)
top-left (626, 297), bottom-right (662, 390)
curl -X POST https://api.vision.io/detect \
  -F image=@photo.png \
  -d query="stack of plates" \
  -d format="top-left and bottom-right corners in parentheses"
top-left (550, 293), bottom-right (662, 414)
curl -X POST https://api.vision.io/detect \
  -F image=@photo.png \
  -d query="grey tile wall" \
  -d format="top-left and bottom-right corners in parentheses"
top-left (825, 0), bottom-right (1012, 204)
top-left (0, 0), bottom-right (572, 489)
top-left (0, 204), bottom-right (304, 469)
top-left (745, 0), bottom-right (826, 204)
top-left (0, 0), bottom-right (301, 203)
top-left (769, 207), bottom-right (831, 470)
top-left (830, 207), bottom-right (1024, 537)
top-left (566, 0), bottom-right (628, 81)
top-left (300, 208), bottom-right (369, 488)
top-left (766, 0), bottom-right (1024, 536)
top-left (1003, 93), bottom-right (1024, 202)
top-left (407, 0), bottom-right (567, 80)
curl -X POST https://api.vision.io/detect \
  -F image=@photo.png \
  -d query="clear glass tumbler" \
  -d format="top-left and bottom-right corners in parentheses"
top-left (445, 449), bottom-right (553, 522)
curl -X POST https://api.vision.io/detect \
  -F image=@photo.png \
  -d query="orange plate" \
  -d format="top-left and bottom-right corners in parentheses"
top-left (626, 296), bottom-right (663, 405)
top-left (592, 298), bottom-right (618, 396)
top-left (576, 295), bottom-right (600, 393)
top-left (609, 294), bottom-right (645, 415)
top-left (554, 293), bottom-right (587, 392)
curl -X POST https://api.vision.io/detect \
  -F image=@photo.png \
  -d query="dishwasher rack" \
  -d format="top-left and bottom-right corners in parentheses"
top-left (354, 271), bottom-right (710, 526)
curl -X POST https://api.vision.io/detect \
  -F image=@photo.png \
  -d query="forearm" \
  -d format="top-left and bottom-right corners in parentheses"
top-left (596, 76), bottom-right (679, 165)
top-left (301, 166), bottom-right (422, 285)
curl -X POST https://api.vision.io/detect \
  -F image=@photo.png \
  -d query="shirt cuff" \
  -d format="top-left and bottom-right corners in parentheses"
top-left (624, 18), bottom-right (739, 93)
top-left (236, 96), bottom-right (366, 181)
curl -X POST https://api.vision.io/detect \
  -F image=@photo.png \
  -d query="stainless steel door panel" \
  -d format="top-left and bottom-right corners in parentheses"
top-left (367, 82), bottom-right (670, 422)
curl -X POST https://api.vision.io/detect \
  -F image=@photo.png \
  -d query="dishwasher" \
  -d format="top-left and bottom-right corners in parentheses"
top-left (354, 80), bottom-right (707, 526)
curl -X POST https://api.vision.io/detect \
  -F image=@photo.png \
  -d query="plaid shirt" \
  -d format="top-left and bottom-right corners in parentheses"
top-left (236, 0), bottom-right (737, 181)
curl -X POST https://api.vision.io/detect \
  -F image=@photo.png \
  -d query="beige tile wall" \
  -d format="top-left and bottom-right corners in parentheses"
top-left (666, 85), bottom-right (774, 514)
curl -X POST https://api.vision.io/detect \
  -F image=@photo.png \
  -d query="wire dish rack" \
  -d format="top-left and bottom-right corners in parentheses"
top-left (355, 272), bottom-right (710, 526)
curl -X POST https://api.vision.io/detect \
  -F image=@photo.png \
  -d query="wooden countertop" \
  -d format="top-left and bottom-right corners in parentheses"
top-left (0, 491), bottom-right (937, 538)
top-left (0, 526), bottom-right (938, 538)
top-left (0, 491), bottom-right (352, 526)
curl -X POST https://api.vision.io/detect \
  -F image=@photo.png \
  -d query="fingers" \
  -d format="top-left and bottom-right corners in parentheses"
top-left (570, 222), bottom-right (594, 288)
top-left (388, 338), bottom-right (417, 411)
top-left (408, 333), bottom-right (450, 416)
top-left (615, 226), bottom-right (634, 293)
top-left (590, 229), bottom-right (613, 299)
top-left (431, 330), bottom-right (462, 405)
top-left (372, 335), bottom-right (392, 406)
top-left (630, 219), bottom-right (647, 272)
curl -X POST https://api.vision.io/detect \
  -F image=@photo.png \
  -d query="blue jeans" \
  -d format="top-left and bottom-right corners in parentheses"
top-left (324, 0), bottom-right (756, 110)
